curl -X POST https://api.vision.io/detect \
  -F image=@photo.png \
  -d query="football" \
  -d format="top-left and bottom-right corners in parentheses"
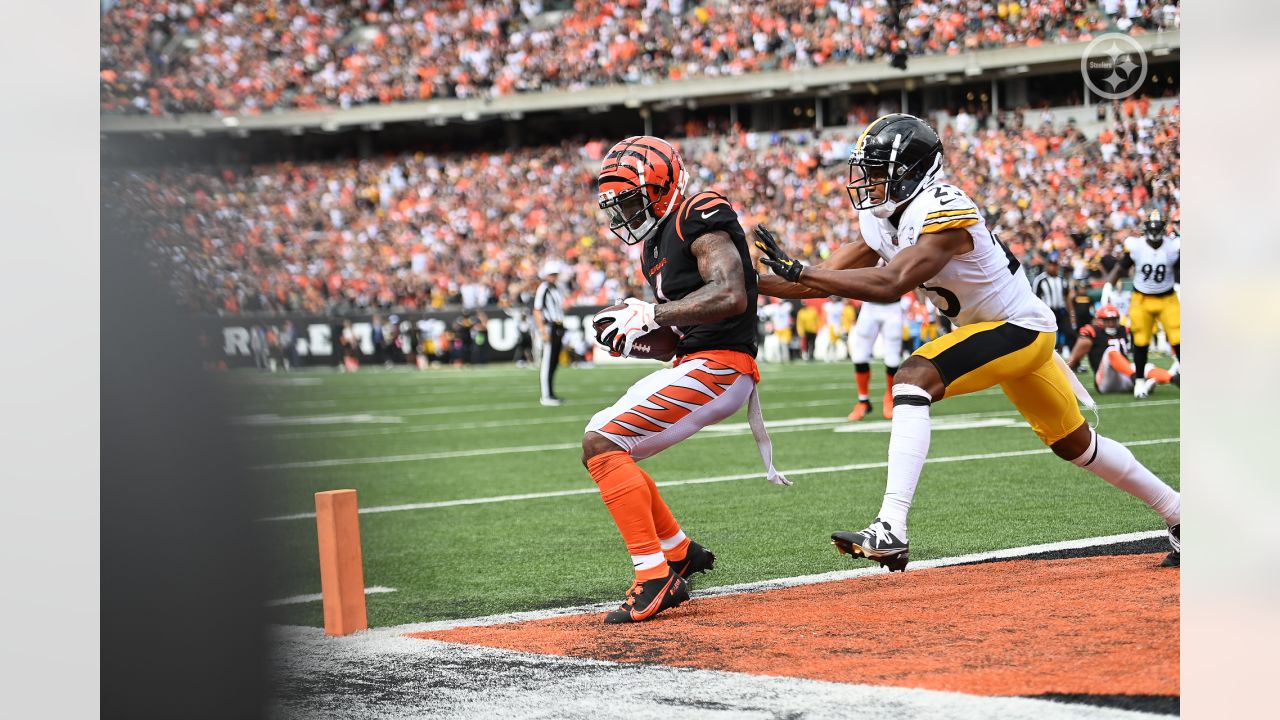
top-left (592, 306), bottom-right (680, 361)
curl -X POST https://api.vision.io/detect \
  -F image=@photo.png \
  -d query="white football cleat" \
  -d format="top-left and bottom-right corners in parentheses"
top-left (1133, 377), bottom-right (1155, 399)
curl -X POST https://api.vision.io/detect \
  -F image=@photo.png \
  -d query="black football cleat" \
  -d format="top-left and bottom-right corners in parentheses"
top-left (603, 567), bottom-right (690, 624)
top-left (1161, 524), bottom-right (1180, 567)
top-left (667, 540), bottom-right (716, 581)
top-left (832, 518), bottom-right (910, 572)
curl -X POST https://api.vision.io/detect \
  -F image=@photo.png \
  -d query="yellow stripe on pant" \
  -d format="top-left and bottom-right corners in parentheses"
top-left (912, 320), bottom-right (1086, 445)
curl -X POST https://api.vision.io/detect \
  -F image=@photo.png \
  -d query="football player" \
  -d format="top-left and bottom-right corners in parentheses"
top-left (1104, 209), bottom-right (1181, 397)
top-left (755, 114), bottom-right (1180, 569)
top-left (587, 136), bottom-right (790, 624)
top-left (846, 285), bottom-right (910, 421)
top-left (1067, 303), bottom-right (1177, 395)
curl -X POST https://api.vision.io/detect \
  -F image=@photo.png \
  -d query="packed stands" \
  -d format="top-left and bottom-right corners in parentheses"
top-left (108, 98), bottom-right (1179, 315)
top-left (101, 0), bottom-right (1180, 116)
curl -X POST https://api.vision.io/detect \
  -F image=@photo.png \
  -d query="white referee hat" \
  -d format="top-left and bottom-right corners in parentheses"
top-left (540, 260), bottom-right (563, 278)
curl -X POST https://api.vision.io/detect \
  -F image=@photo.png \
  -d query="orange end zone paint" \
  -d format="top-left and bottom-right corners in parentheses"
top-left (412, 554), bottom-right (1178, 697)
top-left (315, 489), bottom-right (368, 636)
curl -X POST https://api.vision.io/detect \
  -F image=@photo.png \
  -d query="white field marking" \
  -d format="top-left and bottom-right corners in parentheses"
top-left (244, 379), bottom-right (1042, 435)
top-left (238, 377), bottom-right (323, 386)
top-left (254, 398), bottom-right (1179, 468)
top-left (270, 626), bottom-right (1169, 720)
top-left (233, 413), bottom-right (405, 426)
top-left (834, 417), bottom-right (1021, 433)
top-left (266, 586), bottom-right (396, 607)
top-left (258, 437), bottom-right (1179, 521)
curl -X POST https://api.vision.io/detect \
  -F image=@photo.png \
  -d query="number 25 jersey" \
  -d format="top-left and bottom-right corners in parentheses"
top-left (857, 183), bottom-right (1057, 333)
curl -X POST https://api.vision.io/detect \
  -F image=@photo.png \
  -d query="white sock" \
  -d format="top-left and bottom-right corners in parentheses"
top-left (659, 530), bottom-right (687, 551)
top-left (1071, 431), bottom-right (1181, 526)
top-left (631, 551), bottom-right (667, 573)
top-left (876, 383), bottom-right (933, 537)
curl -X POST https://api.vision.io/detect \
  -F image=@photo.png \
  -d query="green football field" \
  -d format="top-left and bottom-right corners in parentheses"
top-left (236, 358), bottom-right (1179, 628)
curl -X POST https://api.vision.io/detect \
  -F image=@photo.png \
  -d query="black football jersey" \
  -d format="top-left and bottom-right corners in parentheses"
top-left (1079, 321), bottom-right (1132, 375)
top-left (640, 190), bottom-right (758, 357)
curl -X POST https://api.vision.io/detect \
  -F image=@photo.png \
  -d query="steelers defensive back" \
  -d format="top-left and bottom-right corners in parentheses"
top-left (754, 113), bottom-right (1181, 570)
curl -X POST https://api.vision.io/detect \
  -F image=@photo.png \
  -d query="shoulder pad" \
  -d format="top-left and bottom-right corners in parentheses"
top-left (674, 191), bottom-right (740, 243)
top-left (913, 184), bottom-right (981, 235)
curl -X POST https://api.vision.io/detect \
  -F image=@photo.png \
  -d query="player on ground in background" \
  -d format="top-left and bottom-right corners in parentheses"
top-left (755, 114), bottom-right (1180, 569)
top-left (1067, 303), bottom-right (1177, 395)
top-left (1104, 209), bottom-right (1181, 397)
top-left (587, 136), bottom-right (790, 624)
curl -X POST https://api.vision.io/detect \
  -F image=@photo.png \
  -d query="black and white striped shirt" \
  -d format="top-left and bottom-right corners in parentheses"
top-left (533, 280), bottom-right (565, 324)
top-left (1031, 272), bottom-right (1068, 310)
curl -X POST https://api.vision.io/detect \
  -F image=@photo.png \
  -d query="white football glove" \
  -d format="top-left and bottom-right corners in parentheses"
top-left (595, 298), bottom-right (659, 357)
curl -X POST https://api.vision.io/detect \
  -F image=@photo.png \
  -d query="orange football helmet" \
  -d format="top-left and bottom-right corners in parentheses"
top-left (597, 136), bottom-right (687, 245)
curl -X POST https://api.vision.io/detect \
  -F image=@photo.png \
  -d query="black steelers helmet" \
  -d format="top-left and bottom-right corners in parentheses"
top-left (847, 114), bottom-right (944, 218)
top-left (1143, 209), bottom-right (1167, 245)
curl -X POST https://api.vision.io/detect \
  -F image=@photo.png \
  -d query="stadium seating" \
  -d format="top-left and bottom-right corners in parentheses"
top-left (100, 0), bottom-right (1180, 116)
top-left (109, 99), bottom-right (1178, 315)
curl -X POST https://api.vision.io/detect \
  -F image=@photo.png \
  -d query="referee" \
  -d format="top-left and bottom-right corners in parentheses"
top-left (1032, 254), bottom-right (1074, 353)
top-left (533, 260), bottom-right (566, 406)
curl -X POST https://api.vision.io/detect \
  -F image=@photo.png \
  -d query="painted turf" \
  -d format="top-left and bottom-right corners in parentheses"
top-left (271, 532), bottom-right (1176, 719)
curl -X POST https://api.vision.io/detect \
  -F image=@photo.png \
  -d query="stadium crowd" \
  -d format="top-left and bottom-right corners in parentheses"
top-left (110, 96), bottom-right (1179, 318)
top-left (101, 0), bottom-right (1180, 116)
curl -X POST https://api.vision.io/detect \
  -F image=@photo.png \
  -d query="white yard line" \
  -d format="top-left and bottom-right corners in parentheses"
top-left (253, 399), bottom-right (1180, 469)
top-left (259, 437), bottom-right (1179, 521)
top-left (266, 586), bottom-right (397, 607)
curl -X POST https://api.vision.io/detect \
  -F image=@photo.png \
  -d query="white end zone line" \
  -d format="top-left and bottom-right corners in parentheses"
top-left (259, 437), bottom-right (1180, 521)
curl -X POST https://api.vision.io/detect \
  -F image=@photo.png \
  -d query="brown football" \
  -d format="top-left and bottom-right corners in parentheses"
top-left (592, 306), bottom-right (680, 361)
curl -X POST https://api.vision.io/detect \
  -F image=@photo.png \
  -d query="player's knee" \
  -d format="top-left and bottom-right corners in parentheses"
top-left (1050, 422), bottom-right (1092, 460)
top-left (581, 432), bottom-right (623, 467)
top-left (892, 356), bottom-right (943, 400)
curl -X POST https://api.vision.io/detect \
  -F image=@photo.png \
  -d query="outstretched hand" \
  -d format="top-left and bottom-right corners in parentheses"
top-left (752, 225), bottom-right (806, 283)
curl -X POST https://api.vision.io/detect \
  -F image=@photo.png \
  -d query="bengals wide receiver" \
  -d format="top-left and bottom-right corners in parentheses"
top-left (754, 114), bottom-right (1181, 569)
top-left (586, 136), bottom-right (789, 624)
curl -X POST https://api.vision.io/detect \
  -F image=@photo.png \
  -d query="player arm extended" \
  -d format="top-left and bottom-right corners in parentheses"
top-left (652, 230), bottom-right (748, 326)
top-left (1066, 332), bottom-right (1094, 372)
top-left (757, 240), bottom-right (881, 299)
top-left (791, 228), bottom-right (971, 303)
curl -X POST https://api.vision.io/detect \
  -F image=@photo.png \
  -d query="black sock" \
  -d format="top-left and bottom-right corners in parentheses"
top-left (1133, 344), bottom-right (1150, 378)
top-left (1172, 344), bottom-right (1180, 360)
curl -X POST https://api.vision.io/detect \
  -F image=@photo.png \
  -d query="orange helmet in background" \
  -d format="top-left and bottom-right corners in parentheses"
top-left (1096, 304), bottom-right (1120, 320)
top-left (597, 136), bottom-right (687, 245)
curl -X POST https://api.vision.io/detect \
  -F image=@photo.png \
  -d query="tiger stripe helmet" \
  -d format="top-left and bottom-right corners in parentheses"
top-left (597, 136), bottom-right (687, 246)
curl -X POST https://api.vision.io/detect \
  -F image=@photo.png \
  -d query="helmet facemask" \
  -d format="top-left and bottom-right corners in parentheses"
top-left (600, 185), bottom-right (661, 246)
top-left (847, 149), bottom-right (942, 220)
top-left (1144, 218), bottom-right (1166, 247)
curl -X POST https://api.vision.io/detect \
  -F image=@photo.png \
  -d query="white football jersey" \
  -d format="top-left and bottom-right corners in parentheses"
top-left (857, 183), bottom-right (1057, 333)
top-left (1124, 235), bottom-right (1179, 294)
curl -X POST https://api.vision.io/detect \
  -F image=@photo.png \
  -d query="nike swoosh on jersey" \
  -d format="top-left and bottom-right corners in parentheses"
top-left (700, 210), bottom-right (719, 219)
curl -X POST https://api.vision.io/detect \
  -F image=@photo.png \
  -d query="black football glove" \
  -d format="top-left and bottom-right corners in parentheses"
top-left (752, 224), bottom-right (806, 283)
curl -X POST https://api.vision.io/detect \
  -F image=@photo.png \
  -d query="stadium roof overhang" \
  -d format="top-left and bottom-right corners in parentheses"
top-left (100, 30), bottom-right (1178, 137)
